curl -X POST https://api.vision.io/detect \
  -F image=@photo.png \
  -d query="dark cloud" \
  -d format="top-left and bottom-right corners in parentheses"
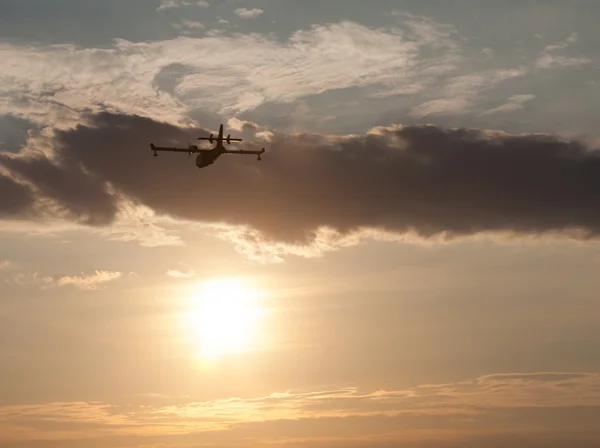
top-left (0, 150), bottom-right (119, 226)
top-left (2, 111), bottom-right (600, 243)
top-left (0, 174), bottom-right (35, 218)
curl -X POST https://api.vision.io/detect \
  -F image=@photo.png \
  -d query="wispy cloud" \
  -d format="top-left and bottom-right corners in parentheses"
top-left (481, 94), bottom-right (536, 115)
top-left (49, 270), bottom-right (122, 289)
top-left (235, 8), bottom-right (264, 19)
top-left (157, 0), bottom-right (191, 11)
top-left (167, 269), bottom-right (196, 278)
top-left (211, 223), bottom-right (374, 264)
top-left (0, 199), bottom-right (185, 248)
top-left (172, 20), bottom-right (205, 31)
top-left (481, 47), bottom-right (494, 59)
top-left (410, 31), bottom-right (590, 118)
top-left (535, 33), bottom-right (591, 69)
top-left (0, 17), bottom-right (461, 127)
top-left (197, 0), bottom-right (209, 6)
top-left (6, 270), bottom-right (122, 290)
top-left (1, 372), bottom-right (598, 445)
top-left (410, 68), bottom-right (527, 117)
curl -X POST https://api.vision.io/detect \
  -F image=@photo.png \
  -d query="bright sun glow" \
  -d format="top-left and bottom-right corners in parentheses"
top-left (184, 277), bottom-right (265, 359)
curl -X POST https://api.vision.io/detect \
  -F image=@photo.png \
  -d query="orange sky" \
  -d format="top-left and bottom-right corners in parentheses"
top-left (1, 1), bottom-right (600, 447)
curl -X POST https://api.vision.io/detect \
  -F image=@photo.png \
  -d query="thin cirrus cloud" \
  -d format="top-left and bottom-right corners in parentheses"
top-left (3, 112), bottom-right (600, 260)
top-left (6, 270), bottom-right (122, 290)
top-left (409, 69), bottom-right (528, 118)
top-left (409, 32), bottom-right (589, 118)
top-left (0, 16), bottom-right (460, 128)
top-left (1, 371), bottom-right (598, 445)
top-left (157, 0), bottom-right (191, 11)
top-left (171, 20), bottom-right (206, 36)
top-left (235, 7), bottom-right (264, 19)
top-left (481, 94), bottom-right (536, 116)
top-left (0, 13), bottom-right (591, 130)
top-left (167, 269), bottom-right (196, 278)
top-left (535, 32), bottom-right (591, 69)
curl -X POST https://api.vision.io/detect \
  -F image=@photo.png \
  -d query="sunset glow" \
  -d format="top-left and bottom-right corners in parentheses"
top-left (2, 1), bottom-right (600, 447)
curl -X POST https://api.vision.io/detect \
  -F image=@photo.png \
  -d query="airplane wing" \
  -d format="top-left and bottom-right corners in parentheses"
top-left (224, 148), bottom-right (265, 160)
top-left (150, 143), bottom-right (203, 154)
top-left (224, 148), bottom-right (265, 155)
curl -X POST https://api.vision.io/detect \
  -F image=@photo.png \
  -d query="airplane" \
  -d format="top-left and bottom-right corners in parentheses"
top-left (150, 124), bottom-right (265, 169)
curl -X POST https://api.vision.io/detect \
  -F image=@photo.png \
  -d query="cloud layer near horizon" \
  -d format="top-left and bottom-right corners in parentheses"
top-left (2, 112), bottom-right (600, 246)
top-left (2, 371), bottom-right (599, 447)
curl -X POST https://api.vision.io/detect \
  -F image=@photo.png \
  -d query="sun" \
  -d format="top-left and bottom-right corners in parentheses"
top-left (184, 277), bottom-right (265, 359)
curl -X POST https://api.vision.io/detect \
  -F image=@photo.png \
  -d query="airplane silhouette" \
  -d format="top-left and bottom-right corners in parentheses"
top-left (150, 124), bottom-right (265, 169)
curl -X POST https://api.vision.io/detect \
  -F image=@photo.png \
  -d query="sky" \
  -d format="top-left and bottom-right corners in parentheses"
top-left (1, 0), bottom-right (600, 447)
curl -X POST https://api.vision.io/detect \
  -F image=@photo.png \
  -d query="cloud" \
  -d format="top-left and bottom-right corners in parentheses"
top-left (410, 32), bottom-right (589, 118)
top-left (0, 145), bottom-right (120, 226)
top-left (167, 269), bottom-right (196, 278)
top-left (92, 200), bottom-right (185, 247)
top-left (0, 173), bottom-right (36, 218)
top-left (209, 223), bottom-right (380, 263)
top-left (235, 8), bottom-right (264, 19)
top-left (410, 68), bottom-right (527, 117)
top-left (0, 260), bottom-right (10, 269)
top-left (157, 0), bottom-right (191, 11)
top-left (542, 32), bottom-right (578, 52)
top-left (0, 199), bottom-right (185, 248)
top-left (535, 33), bottom-right (590, 69)
top-left (50, 270), bottom-right (122, 289)
top-left (6, 270), bottom-right (122, 290)
top-left (3, 112), bottom-right (600, 259)
top-left (172, 20), bottom-right (205, 31)
top-left (1, 372), bottom-right (599, 445)
top-left (0, 18), bottom-right (459, 126)
top-left (197, 0), bottom-right (209, 6)
top-left (481, 94), bottom-right (536, 115)
top-left (481, 47), bottom-right (494, 59)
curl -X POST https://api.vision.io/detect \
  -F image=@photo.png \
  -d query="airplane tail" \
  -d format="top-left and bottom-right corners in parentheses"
top-left (195, 124), bottom-right (244, 145)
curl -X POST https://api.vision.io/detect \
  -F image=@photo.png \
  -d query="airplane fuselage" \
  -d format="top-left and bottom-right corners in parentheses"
top-left (195, 146), bottom-right (224, 168)
top-left (195, 124), bottom-right (227, 168)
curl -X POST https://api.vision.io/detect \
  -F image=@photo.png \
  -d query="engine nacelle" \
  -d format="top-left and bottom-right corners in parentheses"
top-left (209, 134), bottom-right (214, 144)
top-left (227, 134), bottom-right (231, 144)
